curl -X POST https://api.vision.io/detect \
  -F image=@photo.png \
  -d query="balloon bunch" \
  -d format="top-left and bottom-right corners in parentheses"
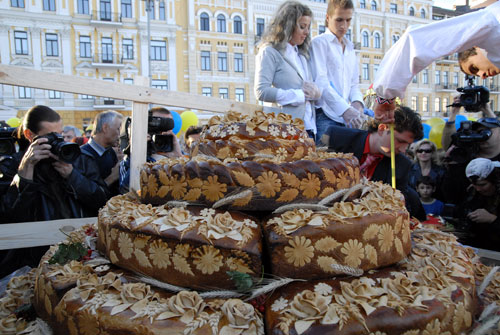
top-left (169, 111), bottom-right (199, 137)
top-left (423, 115), bottom-right (469, 149)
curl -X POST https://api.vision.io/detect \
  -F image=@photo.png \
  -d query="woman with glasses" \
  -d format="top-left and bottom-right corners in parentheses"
top-left (408, 139), bottom-right (446, 200)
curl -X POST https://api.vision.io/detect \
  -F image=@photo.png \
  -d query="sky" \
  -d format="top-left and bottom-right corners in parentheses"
top-left (434, 0), bottom-right (456, 9)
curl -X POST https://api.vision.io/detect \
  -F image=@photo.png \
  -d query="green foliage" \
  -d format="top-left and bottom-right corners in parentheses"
top-left (226, 271), bottom-right (254, 292)
top-left (48, 242), bottom-right (88, 265)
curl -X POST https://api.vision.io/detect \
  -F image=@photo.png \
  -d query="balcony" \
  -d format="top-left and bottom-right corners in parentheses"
top-left (436, 55), bottom-right (458, 64)
top-left (435, 84), bottom-right (458, 92)
top-left (91, 54), bottom-right (124, 69)
top-left (90, 10), bottom-right (123, 26)
top-left (93, 97), bottom-right (126, 109)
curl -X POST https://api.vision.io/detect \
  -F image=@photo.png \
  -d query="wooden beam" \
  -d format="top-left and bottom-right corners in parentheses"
top-left (130, 101), bottom-right (149, 192)
top-left (0, 217), bottom-right (97, 250)
top-left (0, 64), bottom-right (261, 115)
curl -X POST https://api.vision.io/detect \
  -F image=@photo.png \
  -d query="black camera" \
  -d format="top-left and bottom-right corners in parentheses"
top-left (33, 132), bottom-right (81, 163)
top-left (0, 127), bottom-right (17, 156)
top-left (447, 121), bottom-right (492, 164)
top-left (450, 75), bottom-right (490, 112)
top-left (148, 116), bottom-right (175, 153)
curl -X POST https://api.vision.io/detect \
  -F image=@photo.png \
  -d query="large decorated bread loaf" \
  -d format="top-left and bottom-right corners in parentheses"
top-left (264, 229), bottom-right (477, 335)
top-left (140, 152), bottom-right (360, 210)
top-left (194, 111), bottom-right (315, 162)
top-left (97, 194), bottom-right (262, 290)
top-left (263, 182), bottom-right (411, 280)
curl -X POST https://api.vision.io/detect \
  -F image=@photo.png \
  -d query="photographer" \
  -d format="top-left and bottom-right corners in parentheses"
top-left (1, 106), bottom-right (108, 275)
top-left (453, 158), bottom-right (500, 251)
top-left (119, 107), bottom-right (183, 193)
top-left (372, 0), bottom-right (500, 123)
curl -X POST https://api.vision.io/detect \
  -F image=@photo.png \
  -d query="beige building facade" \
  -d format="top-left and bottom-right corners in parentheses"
top-left (0, 0), bottom-right (498, 129)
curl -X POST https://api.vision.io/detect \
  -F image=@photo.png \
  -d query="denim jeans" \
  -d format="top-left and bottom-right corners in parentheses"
top-left (315, 108), bottom-right (345, 146)
top-left (306, 129), bottom-right (316, 142)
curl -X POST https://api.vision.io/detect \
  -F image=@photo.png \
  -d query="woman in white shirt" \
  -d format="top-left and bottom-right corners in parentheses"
top-left (254, 1), bottom-right (321, 139)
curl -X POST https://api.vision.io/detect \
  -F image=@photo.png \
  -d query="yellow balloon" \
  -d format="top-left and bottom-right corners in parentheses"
top-left (6, 117), bottom-right (21, 128)
top-left (468, 116), bottom-right (477, 121)
top-left (425, 117), bottom-right (445, 129)
top-left (180, 111), bottom-right (199, 133)
top-left (428, 123), bottom-right (445, 149)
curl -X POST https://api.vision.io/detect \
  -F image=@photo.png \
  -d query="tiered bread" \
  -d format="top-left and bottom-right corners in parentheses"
top-left (194, 111), bottom-right (316, 162)
top-left (264, 229), bottom-right (477, 335)
top-left (140, 111), bottom-right (360, 210)
top-left (97, 194), bottom-right (262, 290)
top-left (263, 182), bottom-right (411, 280)
top-left (32, 238), bottom-right (264, 335)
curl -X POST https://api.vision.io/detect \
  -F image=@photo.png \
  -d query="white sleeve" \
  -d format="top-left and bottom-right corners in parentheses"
top-left (373, 5), bottom-right (500, 99)
top-left (276, 89), bottom-right (305, 107)
top-left (348, 55), bottom-right (364, 106)
top-left (311, 37), bottom-right (350, 117)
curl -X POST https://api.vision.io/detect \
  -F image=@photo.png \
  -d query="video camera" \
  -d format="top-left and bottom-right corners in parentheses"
top-left (121, 115), bottom-right (175, 155)
top-left (0, 127), bottom-right (17, 157)
top-left (33, 132), bottom-right (81, 163)
top-left (449, 75), bottom-right (490, 112)
top-left (447, 121), bottom-right (493, 164)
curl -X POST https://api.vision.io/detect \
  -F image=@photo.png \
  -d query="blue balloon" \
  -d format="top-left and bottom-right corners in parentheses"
top-left (455, 115), bottom-right (467, 130)
top-left (171, 111), bottom-right (182, 134)
top-left (423, 123), bottom-right (431, 139)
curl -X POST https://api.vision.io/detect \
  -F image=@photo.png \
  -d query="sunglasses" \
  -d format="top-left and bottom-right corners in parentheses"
top-left (416, 149), bottom-right (432, 153)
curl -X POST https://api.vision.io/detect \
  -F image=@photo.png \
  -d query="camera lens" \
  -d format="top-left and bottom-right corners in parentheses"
top-left (56, 142), bottom-right (81, 162)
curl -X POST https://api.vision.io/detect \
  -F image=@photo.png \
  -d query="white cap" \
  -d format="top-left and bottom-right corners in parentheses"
top-left (470, 0), bottom-right (497, 9)
top-left (466, 158), bottom-right (500, 179)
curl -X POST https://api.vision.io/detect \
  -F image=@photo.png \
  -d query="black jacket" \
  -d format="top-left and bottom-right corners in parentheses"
top-left (326, 126), bottom-right (426, 220)
top-left (4, 151), bottom-right (109, 223)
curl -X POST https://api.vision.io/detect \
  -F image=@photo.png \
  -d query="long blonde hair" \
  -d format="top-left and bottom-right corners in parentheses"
top-left (259, 1), bottom-right (313, 58)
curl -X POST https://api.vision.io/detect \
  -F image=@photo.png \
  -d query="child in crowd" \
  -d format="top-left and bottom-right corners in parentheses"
top-left (416, 176), bottom-right (444, 216)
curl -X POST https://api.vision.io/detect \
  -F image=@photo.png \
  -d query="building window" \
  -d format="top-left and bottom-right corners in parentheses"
top-left (421, 8), bottom-right (426, 18)
top-left (234, 53), bottom-right (243, 72)
top-left (18, 86), bottom-right (31, 99)
top-left (201, 51), bottom-right (211, 70)
top-left (409, 7), bottom-right (415, 16)
top-left (80, 94), bottom-right (93, 99)
top-left (159, 2), bottom-right (166, 20)
top-left (443, 98), bottom-right (448, 112)
top-left (319, 25), bottom-right (325, 34)
top-left (435, 70), bottom-right (440, 85)
top-left (234, 16), bottom-right (242, 34)
top-left (390, 3), bottom-right (397, 13)
top-left (200, 13), bottom-right (210, 31)
top-left (121, 0), bottom-right (132, 18)
top-left (49, 90), bottom-right (61, 99)
top-left (362, 63), bottom-right (369, 80)
top-left (79, 36), bottom-right (91, 58)
top-left (152, 79), bottom-right (168, 90)
top-left (256, 18), bottom-right (265, 37)
top-left (43, 0), bottom-right (55, 11)
top-left (422, 97), bottom-right (428, 113)
top-left (45, 33), bottom-right (58, 57)
top-left (122, 38), bottom-right (133, 60)
top-left (392, 35), bottom-right (399, 44)
top-left (101, 37), bottom-right (113, 63)
top-left (14, 31), bottom-right (28, 55)
top-left (360, 0), bottom-right (366, 8)
top-left (217, 14), bottom-right (226, 33)
top-left (219, 87), bottom-right (228, 99)
top-left (235, 88), bottom-right (245, 102)
top-left (371, 0), bottom-right (377, 10)
top-left (373, 63), bottom-right (379, 75)
top-left (374, 32), bottom-right (380, 48)
top-left (423, 69), bottom-right (428, 84)
top-left (435, 98), bottom-right (440, 112)
top-left (218, 52), bottom-right (227, 71)
top-left (443, 71), bottom-right (449, 86)
top-left (147, 1), bottom-right (155, 19)
top-left (124, 78), bottom-right (133, 85)
top-left (362, 31), bottom-right (369, 47)
top-left (412, 75), bottom-right (418, 83)
top-left (453, 72), bottom-right (459, 86)
top-left (345, 29), bottom-right (352, 41)
top-left (77, 0), bottom-right (89, 14)
top-left (202, 87), bottom-right (212, 96)
top-left (100, 0), bottom-right (111, 20)
top-left (11, 0), bottom-right (25, 8)
top-left (151, 40), bottom-right (166, 61)
top-left (411, 96), bottom-right (417, 110)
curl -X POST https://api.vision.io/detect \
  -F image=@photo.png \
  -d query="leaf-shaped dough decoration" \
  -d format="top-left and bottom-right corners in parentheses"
top-left (232, 171), bottom-right (255, 187)
top-left (184, 188), bottom-right (201, 201)
top-left (233, 190), bottom-right (253, 207)
top-left (277, 189), bottom-right (299, 202)
top-left (319, 187), bottom-right (334, 198)
top-left (322, 168), bottom-right (337, 185)
top-left (292, 146), bottom-right (304, 159)
top-left (281, 172), bottom-right (300, 188)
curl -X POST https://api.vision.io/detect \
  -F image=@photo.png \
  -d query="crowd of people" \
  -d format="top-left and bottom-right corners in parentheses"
top-left (1, 0), bottom-right (499, 275)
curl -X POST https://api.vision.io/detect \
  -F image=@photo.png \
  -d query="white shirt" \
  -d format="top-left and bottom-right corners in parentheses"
top-left (374, 1), bottom-right (500, 99)
top-left (311, 29), bottom-right (364, 124)
top-left (276, 43), bottom-right (316, 133)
